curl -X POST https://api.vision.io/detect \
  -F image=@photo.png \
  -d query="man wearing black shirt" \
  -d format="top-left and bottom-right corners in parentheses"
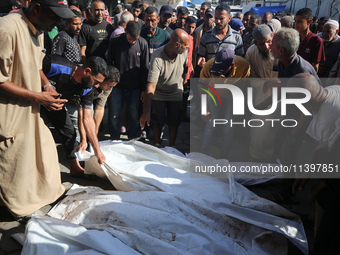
top-left (79, 0), bottom-right (114, 62)
top-left (52, 9), bottom-right (82, 64)
top-left (107, 21), bottom-right (149, 140)
top-left (42, 55), bottom-right (107, 178)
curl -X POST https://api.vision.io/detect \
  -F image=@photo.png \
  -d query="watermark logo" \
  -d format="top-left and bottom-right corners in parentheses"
top-left (199, 81), bottom-right (312, 128)
top-left (198, 82), bottom-right (222, 114)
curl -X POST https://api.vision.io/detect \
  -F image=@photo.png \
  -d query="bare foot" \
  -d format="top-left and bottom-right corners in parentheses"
top-left (69, 159), bottom-right (98, 180)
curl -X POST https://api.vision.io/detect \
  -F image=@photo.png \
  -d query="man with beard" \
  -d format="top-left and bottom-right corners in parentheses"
top-left (245, 24), bottom-right (278, 105)
top-left (42, 55), bottom-right (107, 179)
top-left (107, 21), bottom-right (149, 140)
top-left (245, 25), bottom-right (280, 161)
top-left (140, 29), bottom-right (189, 147)
top-left (318, 20), bottom-right (340, 79)
top-left (52, 9), bottom-right (82, 64)
top-left (197, 4), bottom-right (244, 68)
top-left (158, 5), bottom-right (173, 34)
top-left (141, 6), bottom-right (170, 61)
top-left (79, 0), bottom-right (114, 62)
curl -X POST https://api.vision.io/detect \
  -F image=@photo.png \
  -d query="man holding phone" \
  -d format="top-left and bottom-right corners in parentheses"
top-left (42, 54), bottom-right (107, 179)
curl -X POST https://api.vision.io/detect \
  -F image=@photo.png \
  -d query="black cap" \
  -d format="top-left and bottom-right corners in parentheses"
top-left (160, 5), bottom-right (173, 15)
top-left (205, 8), bottom-right (215, 17)
top-left (36, 0), bottom-right (75, 19)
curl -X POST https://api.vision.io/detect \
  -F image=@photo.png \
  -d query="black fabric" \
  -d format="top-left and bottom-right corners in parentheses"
top-left (78, 19), bottom-right (114, 60)
top-left (106, 33), bottom-right (149, 91)
top-left (43, 54), bottom-right (94, 107)
top-left (52, 31), bottom-right (82, 64)
top-left (41, 106), bottom-right (78, 159)
top-left (151, 100), bottom-right (182, 128)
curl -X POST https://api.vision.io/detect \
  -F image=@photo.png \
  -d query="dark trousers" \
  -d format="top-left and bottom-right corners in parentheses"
top-left (41, 106), bottom-right (78, 159)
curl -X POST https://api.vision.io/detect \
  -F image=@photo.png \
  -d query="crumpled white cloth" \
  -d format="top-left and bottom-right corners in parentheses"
top-left (22, 141), bottom-right (308, 255)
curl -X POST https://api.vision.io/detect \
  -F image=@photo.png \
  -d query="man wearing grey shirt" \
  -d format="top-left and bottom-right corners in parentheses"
top-left (140, 29), bottom-right (189, 147)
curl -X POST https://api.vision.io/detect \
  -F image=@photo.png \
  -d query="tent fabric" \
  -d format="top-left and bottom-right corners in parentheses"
top-left (22, 141), bottom-right (308, 254)
top-left (249, 6), bottom-right (286, 18)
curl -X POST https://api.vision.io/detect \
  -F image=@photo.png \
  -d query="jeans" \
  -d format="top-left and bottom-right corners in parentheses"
top-left (109, 88), bottom-right (141, 140)
top-left (200, 96), bottom-right (234, 158)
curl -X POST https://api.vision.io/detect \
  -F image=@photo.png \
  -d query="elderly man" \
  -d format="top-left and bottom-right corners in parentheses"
top-left (197, 4), bottom-right (244, 67)
top-left (261, 12), bottom-right (273, 24)
top-left (0, 0), bottom-right (73, 218)
top-left (199, 48), bottom-right (250, 157)
top-left (245, 25), bottom-right (281, 161)
top-left (110, 11), bottom-right (133, 38)
top-left (140, 29), bottom-right (189, 147)
top-left (318, 20), bottom-right (340, 78)
top-left (280, 15), bottom-right (294, 28)
top-left (79, 0), bottom-right (114, 62)
top-left (271, 28), bottom-right (319, 79)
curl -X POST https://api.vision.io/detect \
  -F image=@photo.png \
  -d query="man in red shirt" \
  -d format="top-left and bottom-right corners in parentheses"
top-left (295, 8), bottom-right (325, 72)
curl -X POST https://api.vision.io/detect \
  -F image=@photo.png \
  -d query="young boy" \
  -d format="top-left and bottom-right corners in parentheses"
top-left (295, 8), bottom-right (325, 72)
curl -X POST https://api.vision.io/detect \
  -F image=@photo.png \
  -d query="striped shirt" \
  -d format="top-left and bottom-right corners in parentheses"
top-left (197, 25), bottom-right (244, 61)
top-left (141, 27), bottom-right (170, 61)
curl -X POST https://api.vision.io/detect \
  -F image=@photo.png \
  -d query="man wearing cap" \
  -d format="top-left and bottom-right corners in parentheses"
top-left (196, 2), bottom-right (211, 27)
top-left (229, 18), bottom-right (244, 35)
top-left (0, 0), bottom-right (73, 217)
top-left (245, 24), bottom-right (278, 105)
top-left (79, 0), bottom-right (114, 62)
top-left (197, 4), bottom-right (244, 68)
top-left (169, 6), bottom-right (189, 30)
top-left (158, 5), bottom-right (174, 34)
top-left (141, 6), bottom-right (170, 60)
top-left (199, 48), bottom-right (250, 157)
top-left (245, 24), bottom-right (281, 161)
top-left (318, 20), bottom-right (340, 78)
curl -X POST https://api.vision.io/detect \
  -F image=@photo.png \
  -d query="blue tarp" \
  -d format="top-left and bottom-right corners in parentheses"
top-left (190, 0), bottom-right (206, 5)
top-left (249, 5), bottom-right (286, 17)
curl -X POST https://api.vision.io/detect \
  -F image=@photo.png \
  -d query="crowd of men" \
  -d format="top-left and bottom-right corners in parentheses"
top-left (1, 0), bottom-right (340, 252)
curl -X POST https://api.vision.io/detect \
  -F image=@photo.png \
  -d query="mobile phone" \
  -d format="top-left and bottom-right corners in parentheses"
top-left (57, 93), bottom-right (62, 99)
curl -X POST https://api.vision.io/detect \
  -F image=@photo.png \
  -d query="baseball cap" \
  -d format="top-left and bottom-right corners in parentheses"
top-left (229, 18), bottom-right (244, 31)
top-left (160, 5), bottom-right (173, 15)
top-left (36, 0), bottom-right (75, 19)
top-left (204, 8), bottom-right (215, 17)
top-left (209, 48), bottom-right (235, 76)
